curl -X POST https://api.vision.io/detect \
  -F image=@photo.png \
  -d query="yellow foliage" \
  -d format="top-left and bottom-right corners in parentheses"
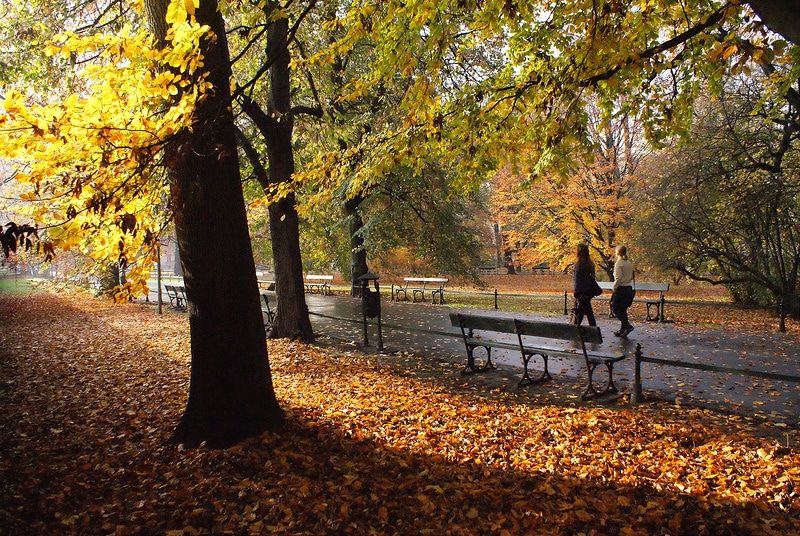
top-left (0, 0), bottom-right (211, 297)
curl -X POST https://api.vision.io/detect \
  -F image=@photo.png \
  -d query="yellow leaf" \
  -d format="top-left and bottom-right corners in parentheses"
top-left (184, 0), bottom-right (198, 16)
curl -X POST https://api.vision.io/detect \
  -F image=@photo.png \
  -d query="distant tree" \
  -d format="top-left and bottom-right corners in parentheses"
top-left (637, 75), bottom-right (800, 329)
top-left (491, 104), bottom-right (645, 279)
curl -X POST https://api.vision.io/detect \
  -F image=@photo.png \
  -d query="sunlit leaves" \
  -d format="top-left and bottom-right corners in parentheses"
top-left (0, 0), bottom-right (211, 296)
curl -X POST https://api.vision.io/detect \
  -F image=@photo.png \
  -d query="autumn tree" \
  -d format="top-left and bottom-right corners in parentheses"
top-left (307, 2), bottom-right (799, 244)
top-left (144, 0), bottom-right (284, 446)
top-left (1, 0), bottom-right (284, 446)
top-left (637, 75), bottom-right (800, 328)
top-left (491, 104), bottom-right (645, 278)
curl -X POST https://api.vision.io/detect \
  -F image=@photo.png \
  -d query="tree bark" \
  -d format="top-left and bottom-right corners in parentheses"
top-left (747, 1), bottom-right (800, 45)
top-left (345, 194), bottom-right (368, 296)
top-left (146, 0), bottom-right (283, 447)
top-left (239, 12), bottom-right (314, 341)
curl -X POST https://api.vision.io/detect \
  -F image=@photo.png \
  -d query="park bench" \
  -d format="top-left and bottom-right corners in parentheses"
top-left (450, 312), bottom-right (628, 400)
top-left (257, 279), bottom-right (276, 291)
top-left (164, 284), bottom-right (187, 311)
top-left (394, 277), bottom-right (449, 304)
top-left (596, 281), bottom-right (670, 322)
top-left (304, 274), bottom-right (333, 295)
top-left (164, 284), bottom-right (186, 311)
top-left (261, 293), bottom-right (275, 331)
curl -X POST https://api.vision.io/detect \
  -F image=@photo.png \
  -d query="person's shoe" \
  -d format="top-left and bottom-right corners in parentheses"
top-left (622, 326), bottom-right (634, 338)
top-left (613, 330), bottom-right (623, 337)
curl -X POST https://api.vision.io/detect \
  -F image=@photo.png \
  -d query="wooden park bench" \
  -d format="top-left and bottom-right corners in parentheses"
top-left (261, 293), bottom-right (275, 331)
top-left (304, 274), bottom-right (333, 295)
top-left (164, 284), bottom-right (187, 311)
top-left (394, 277), bottom-right (449, 304)
top-left (450, 312), bottom-right (629, 400)
top-left (596, 281), bottom-right (670, 321)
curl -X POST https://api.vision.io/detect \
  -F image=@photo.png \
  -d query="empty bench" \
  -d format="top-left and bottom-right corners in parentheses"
top-left (394, 277), bottom-right (448, 304)
top-left (450, 312), bottom-right (630, 400)
top-left (304, 275), bottom-right (333, 295)
top-left (596, 281), bottom-right (670, 321)
top-left (164, 284), bottom-right (187, 311)
top-left (261, 293), bottom-right (275, 331)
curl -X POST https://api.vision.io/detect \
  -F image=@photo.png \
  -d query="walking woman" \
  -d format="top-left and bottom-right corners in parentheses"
top-left (572, 243), bottom-right (598, 326)
top-left (611, 245), bottom-right (635, 338)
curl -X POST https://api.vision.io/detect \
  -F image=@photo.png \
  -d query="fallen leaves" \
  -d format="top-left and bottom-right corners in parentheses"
top-left (0, 289), bottom-right (799, 535)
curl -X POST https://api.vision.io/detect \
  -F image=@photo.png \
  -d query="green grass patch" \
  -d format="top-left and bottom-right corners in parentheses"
top-left (0, 275), bottom-right (42, 295)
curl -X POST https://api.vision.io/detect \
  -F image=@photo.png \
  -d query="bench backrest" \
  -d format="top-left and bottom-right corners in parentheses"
top-left (404, 277), bottom-right (448, 288)
top-left (306, 274), bottom-right (334, 281)
top-left (597, 281), bottom-right (669, 293)
top-left (514, 318), bottom-right (602, 345)
top-left (450, 313), bottom-right (601, 344)
top-left (449, 312), bottom-right (516, 335)
top-left (633, 282), bottom-right (669, 292)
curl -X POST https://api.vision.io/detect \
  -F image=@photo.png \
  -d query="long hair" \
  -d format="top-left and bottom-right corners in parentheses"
top-left (575, 243), bottom-right (594, 272)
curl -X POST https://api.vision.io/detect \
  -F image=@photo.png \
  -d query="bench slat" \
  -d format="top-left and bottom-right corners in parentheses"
top-left (450, 313), bottom-right (516, 334)
top-left (514, 320), bottom-right (603, 345)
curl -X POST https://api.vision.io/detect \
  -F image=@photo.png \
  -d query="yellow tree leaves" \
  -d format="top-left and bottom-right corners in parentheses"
top-left (491, 105), bottom-right (640, 275)
top-left (0, 0), bottom-right (210, 296)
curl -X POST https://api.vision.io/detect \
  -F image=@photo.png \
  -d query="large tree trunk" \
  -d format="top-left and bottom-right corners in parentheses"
top-left (146, 0), bottom-right (283, 448)
top-left (747, 1), bottom-right (800, 45)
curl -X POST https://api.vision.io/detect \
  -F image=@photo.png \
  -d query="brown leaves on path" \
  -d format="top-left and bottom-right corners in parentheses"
top-left (1, 290), bottom-right (799, 535)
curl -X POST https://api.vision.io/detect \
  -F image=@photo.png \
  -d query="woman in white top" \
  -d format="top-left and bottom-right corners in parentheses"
top-left (611, 245), bottom-right (635, 338)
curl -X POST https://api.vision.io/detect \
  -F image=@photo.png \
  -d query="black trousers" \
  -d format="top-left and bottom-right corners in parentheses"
top-left (612, 286), bottom-right (634, 329)
top-left (574, 296), bottom-right (596, 326)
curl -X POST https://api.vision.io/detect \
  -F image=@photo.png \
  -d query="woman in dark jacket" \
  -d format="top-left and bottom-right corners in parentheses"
top-left (572, 243), bottom-right (598, 326)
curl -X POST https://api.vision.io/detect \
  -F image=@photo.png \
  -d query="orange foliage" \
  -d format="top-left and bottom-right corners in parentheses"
top-left (0, 289), bottom-right (798, 534)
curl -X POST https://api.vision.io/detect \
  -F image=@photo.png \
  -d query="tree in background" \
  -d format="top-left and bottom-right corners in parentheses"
top-left (637, 74), bottom-right (800, 329)
top-left (491, 104), bottom-right (645, 279)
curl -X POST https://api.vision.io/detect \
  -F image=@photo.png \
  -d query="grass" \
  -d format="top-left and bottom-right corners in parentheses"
top-left (0, 274), bottom-right (41, 295)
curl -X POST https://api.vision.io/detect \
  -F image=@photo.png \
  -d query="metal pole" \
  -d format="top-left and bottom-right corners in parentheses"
top-left (376, 281), bottom-right (383, 350)
top-left (631, 343), bottom-right (643, 405)
top-left (494, 288), bottom-right (498, 310)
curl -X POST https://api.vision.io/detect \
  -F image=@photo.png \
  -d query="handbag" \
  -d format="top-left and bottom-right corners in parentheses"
top-left (591, 279), bottom-right (603, 297)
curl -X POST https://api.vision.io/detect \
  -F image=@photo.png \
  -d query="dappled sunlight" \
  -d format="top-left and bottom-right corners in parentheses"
top-left (0, 290), bottom-right (798, 534)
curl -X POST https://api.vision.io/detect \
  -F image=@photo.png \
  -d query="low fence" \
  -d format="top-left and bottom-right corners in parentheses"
top-left (309, 296), bottom-right (800, 411)
top-left (631, 349), bottom-right (800, 405)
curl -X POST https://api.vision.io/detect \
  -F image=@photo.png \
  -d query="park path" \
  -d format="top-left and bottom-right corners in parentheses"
top-left (303, 293), bottom-right (800, 426)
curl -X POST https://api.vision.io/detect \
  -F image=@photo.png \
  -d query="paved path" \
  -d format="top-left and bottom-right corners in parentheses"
top-left (303, 293), bottom-right (800, 425)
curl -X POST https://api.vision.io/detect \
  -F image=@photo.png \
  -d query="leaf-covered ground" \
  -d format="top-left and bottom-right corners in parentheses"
top-left (1, 289), bottom-right (799, 535)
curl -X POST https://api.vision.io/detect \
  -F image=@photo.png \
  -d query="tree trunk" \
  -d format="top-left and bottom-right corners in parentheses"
top-left (747, 1), bottom-right (800, 45)
top-left (146, 0), bottom-right (283, 448)
top-left (345, 194), bottom-right (368, 297)
top-left (244, 13), bottom-right (314, 341)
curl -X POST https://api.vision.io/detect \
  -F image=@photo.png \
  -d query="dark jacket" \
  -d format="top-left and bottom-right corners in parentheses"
top-left (573, 262), bottom-right (596, 298)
